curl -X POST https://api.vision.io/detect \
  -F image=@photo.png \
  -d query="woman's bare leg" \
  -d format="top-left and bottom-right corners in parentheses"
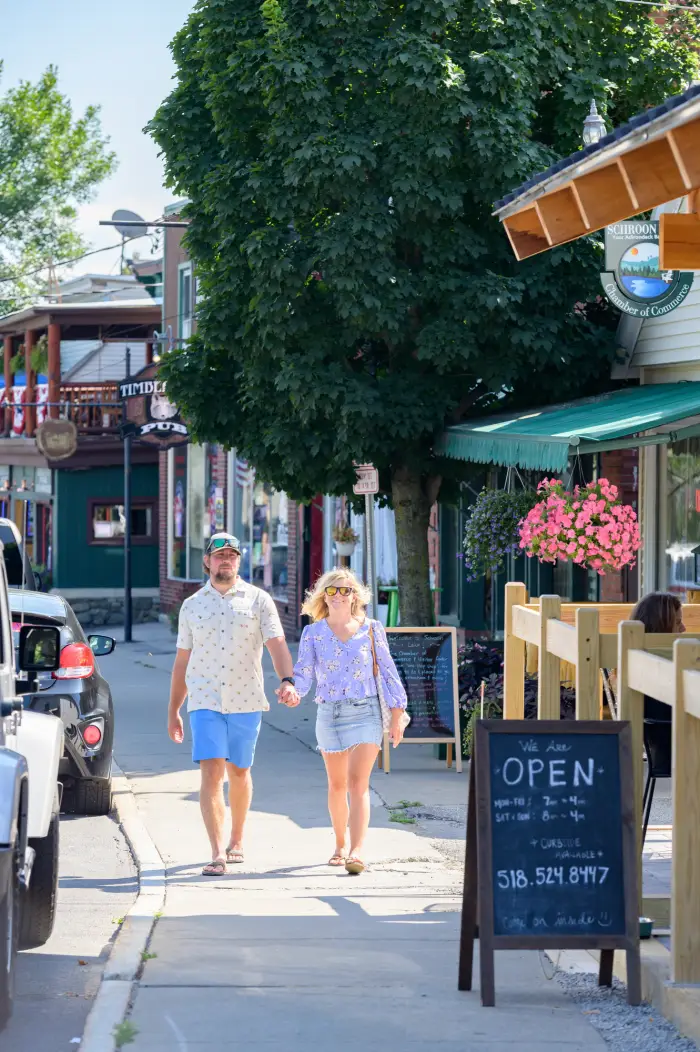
top-left (322, 750), bottom-right (350, 854)
top-left (347, 743), bottom-right (380, 860)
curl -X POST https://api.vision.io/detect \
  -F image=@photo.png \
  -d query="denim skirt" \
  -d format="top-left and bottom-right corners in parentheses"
top-left (316, 695), bottom-right (383, 754)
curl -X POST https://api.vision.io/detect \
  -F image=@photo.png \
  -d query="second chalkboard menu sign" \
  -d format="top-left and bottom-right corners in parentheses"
top-left (385, 627), bottom-right (461, 772)
top-left (458, 720), bottom-right (641, 1007)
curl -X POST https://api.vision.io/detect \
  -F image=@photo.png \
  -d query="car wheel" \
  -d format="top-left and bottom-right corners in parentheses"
top-left (62, 778), bottom-right (112, 817)
top-left (19, 802), bottom-right (59, 951)
top-left (0, 841), bottom-right (19, 1031)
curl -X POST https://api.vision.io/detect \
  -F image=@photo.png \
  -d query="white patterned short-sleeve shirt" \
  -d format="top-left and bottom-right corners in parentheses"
top-left (176, 579), bottom-right (284, 714)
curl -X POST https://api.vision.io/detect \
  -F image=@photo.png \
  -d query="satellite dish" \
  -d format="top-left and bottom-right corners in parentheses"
top-left (112, 209), bottom-right (147, 239)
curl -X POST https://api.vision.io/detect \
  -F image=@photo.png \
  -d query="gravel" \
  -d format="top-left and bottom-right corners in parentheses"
top-left (555, 971), bottom-right (698, 1051)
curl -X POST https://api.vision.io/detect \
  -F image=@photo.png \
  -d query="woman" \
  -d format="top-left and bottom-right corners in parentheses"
top-left (631, 592), bottom-right (685, 721)
top-left (290, 568), bottom-right (408, 875)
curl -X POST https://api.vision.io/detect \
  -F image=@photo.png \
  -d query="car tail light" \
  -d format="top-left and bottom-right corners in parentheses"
top-left (82, 723), bottom-right (102, 747)
top-left (52, 642), bottom-right (95, 680)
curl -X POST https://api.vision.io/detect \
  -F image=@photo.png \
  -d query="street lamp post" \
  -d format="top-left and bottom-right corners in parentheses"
top-left (582, 100), bottom-right (607, 147)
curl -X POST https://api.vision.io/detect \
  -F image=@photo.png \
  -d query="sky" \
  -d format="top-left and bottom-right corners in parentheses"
top-left (1, 0), bottom-right (196, 279)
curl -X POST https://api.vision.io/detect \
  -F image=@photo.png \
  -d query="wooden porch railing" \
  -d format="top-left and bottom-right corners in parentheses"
top-left (2, 382), bottom-right (121, 437)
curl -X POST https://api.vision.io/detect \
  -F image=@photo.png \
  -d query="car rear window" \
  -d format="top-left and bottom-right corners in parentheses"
top-left (0, 525), bottom-right (26, 587)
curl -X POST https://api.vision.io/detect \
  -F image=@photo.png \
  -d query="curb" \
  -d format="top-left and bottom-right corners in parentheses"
top-left (79, 763), bottom-right (166, 1052)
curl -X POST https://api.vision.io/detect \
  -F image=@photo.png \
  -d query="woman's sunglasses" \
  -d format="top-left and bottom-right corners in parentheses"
top-left (325, 586), bottom-right (353, 597)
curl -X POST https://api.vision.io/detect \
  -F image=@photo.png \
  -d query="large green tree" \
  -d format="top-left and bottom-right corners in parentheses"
top-left (0, 65), bottom-right (116, 312)
top-left (150, 0), bottom-right (699, 624)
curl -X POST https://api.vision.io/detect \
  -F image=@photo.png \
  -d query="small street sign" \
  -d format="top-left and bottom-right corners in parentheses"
top-left (353, 464), bottom-right (379, 495)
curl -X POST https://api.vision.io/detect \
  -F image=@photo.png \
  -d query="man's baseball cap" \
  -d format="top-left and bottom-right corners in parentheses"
top-left (205, 533), bottom-right (242, 555)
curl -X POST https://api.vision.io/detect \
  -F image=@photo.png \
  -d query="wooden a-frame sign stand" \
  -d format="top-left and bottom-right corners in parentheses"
top-left (458, 721), bottom-right (642, 1007)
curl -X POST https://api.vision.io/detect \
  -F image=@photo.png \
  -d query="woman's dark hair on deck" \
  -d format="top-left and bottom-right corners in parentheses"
top-left (630, 592), bottom-right (682, 634)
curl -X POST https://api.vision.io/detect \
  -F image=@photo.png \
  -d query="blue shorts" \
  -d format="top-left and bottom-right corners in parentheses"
top-left (189, 709), bottom-right (263, 768)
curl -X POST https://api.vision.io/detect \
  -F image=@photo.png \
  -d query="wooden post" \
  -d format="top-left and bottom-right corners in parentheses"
top-left (24, 329), bottom-right (36, 437)
top-left (575, 608), bottom-right (600, 721)
top-left (617, 620), bottom-right (645, 915)
top-left (503, 582), bottom-right (527, 719)
top-left (47, 322), bottom-right (61, 420)
top-left (538, 595), bottom-right (561, 720)
top-left (3, 336), bottom-right (12, 435)
top-left (672, 639), bottom-right (700, 983)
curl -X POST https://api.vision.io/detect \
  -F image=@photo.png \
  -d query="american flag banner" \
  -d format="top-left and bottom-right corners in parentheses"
top-left (235, 457), bottom-right (256, 488)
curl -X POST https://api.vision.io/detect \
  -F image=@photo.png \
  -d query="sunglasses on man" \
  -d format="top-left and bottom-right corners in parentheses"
top-left (206, 534), bottom-right (241, 555)
top-left (325, 586), bottom-right (354, 597)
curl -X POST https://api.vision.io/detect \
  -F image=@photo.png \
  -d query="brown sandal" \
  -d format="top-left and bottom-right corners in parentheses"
top-left (328, 851), bottom-right (346, 867)
top-left (345, 856), bottom-right (365, 875)
top-left (226, 847), bottom-right (244, 864)
top-left (202, 858), bottom-right (227, 876)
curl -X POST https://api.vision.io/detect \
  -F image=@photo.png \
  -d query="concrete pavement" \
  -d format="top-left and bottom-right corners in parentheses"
top-left (100, 621), bottom-right (610, 1050)
top-left (6, 814), bottom-right (137, 1052)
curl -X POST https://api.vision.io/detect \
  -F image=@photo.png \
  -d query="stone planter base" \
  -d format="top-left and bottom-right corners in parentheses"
top-left (52, 589), bottom-right (160, 626)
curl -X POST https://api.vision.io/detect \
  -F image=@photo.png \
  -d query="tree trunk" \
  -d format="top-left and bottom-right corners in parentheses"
top-left (391, 467), bottom-right (440, 626)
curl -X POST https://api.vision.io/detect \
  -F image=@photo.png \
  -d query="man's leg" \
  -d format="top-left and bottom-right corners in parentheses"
top-left (226, 762), bottom-right (253, 854)
top-left (200, 757), bottom-right (228, 862)
top-left (224, 712), bottom-right (263, 858)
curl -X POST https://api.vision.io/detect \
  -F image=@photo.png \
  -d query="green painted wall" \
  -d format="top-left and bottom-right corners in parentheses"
top-left (54, 464), bottom-right (158, 589)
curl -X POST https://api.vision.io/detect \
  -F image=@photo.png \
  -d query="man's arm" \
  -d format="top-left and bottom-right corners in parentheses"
top-left (168, 648), bottom-right (191, 742)
top-left (265, 635), bottom-right (294, 679)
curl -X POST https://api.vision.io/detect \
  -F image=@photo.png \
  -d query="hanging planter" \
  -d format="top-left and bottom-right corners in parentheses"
top-left (462, 488), bottom-right (539, 582)
top-left (518, 478), bottom-right (642, 575)
top-left (333, 524), bottom-right (359, 558)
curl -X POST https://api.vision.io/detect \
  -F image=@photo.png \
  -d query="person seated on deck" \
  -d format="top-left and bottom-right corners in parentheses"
top-left (630, 592), bottom-right (685, 722)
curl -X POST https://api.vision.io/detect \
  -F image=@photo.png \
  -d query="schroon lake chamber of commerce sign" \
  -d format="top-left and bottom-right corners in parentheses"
top-left (600, 220), bottom-right (694, 319)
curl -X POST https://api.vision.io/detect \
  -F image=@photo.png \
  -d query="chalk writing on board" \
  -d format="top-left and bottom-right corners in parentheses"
top-left (488, 730), bottom-right (626, 937)
top-left (386, 632), bottom-right (455, 739)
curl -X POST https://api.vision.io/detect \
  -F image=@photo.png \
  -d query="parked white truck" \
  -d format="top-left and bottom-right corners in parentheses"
top-left (0, 547), bottom-right (62, 1030)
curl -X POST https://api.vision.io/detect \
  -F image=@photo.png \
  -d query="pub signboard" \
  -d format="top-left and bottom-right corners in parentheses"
top-left (118, 363), bottom-right (189, 448)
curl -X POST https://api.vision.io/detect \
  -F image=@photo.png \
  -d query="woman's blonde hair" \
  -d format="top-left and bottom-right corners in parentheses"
top-left (301, 568), bottom-right (372, 622)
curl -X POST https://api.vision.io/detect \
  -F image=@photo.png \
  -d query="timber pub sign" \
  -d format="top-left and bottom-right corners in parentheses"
top-left (601, 220), bottom-right (693, 319)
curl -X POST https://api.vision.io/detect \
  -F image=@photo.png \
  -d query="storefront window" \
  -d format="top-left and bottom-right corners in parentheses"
top-left (171, 447), bottom-right (188, 578)
top-left (90, 502), bottom-right (154, 543)
top-left (231, 456), bottom-right (288, 600)
top-left (187, 444), bottom-right (207, 576)
top-left (665, 437), bottom-right (700, 594)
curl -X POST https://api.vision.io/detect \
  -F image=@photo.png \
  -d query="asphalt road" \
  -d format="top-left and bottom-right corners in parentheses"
top-left (3, 811), bottom-right (138, 1052)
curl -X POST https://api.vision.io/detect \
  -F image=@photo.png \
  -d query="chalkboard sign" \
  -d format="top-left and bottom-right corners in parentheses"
top-left (385, 627), bottom-right (461, 770)
top-left (458, 720), bottom-right (640, 1007)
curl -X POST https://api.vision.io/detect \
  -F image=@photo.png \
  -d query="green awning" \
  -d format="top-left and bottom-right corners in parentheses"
top-left (436, 384), bottom-right (700, 473)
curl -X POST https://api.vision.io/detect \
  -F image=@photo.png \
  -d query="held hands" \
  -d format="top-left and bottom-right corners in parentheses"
top-left (276, 682), bottom-right (301, 708)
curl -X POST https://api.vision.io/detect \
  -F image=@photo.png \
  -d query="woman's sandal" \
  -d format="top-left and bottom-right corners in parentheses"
top-left (328, 851), bottom-right (346, 867)
top-left (202, 858), bottom-right (227, 876)
top-left (226, 847), bottom-right (245, 864)
top-left (345, 856), bottom-right (365, 875)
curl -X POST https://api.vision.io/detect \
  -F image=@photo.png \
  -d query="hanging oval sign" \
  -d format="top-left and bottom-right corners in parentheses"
top-left (35, 418), bottom-right (78, 461)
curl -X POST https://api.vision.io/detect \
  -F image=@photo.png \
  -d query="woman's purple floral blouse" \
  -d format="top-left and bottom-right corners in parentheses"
top-left (293, 619), bottom-right (408, 708)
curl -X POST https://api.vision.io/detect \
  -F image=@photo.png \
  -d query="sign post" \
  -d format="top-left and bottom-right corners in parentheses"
top-left (353, 464), bottom-right (379, 617)
top-left (118, 362), bottom-right (190, 642)
top-left (123, 349), bottom-right (133, 643)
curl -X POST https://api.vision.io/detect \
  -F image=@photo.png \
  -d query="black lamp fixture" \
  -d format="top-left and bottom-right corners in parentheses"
top-left (582, 100), bottom-right (607, 147)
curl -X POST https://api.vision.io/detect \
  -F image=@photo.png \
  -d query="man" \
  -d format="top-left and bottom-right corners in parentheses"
top-left (168, 533), bottom-right (299, 875)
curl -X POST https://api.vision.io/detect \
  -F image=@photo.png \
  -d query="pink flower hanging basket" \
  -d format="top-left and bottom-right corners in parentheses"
top-left (518, 478), bottom-right (642, 576)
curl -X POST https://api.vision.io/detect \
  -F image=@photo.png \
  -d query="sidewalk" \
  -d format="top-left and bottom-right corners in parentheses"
top-left (102, 620), bottom-right (612, 1050)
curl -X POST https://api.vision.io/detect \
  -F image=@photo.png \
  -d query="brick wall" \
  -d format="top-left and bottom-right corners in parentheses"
top-left (599, 448), bottom-right (639, 602)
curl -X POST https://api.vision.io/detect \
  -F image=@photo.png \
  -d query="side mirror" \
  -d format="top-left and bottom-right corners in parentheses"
top-left (18, 625), bottom-right (61, 672)
top-left (87, 634), bottom-right (116, 658)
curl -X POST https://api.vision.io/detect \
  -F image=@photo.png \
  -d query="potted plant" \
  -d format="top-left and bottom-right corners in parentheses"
top-left (333, 523), bottom-right (359, 557)
top-left (519, 477), bottom-right (642, 575)
top-left (462, 488), bottom-right (538, 581)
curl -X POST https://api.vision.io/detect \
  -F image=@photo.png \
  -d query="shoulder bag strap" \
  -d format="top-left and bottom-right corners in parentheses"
top-left (367, 620), bottom-right (379, 678)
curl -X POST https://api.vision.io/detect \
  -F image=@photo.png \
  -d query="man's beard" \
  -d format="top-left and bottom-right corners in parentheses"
top-left (214, 568), bottom-right (235, 583)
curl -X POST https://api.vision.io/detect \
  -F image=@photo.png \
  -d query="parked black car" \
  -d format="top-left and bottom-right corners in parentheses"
top-left (0, 519), bottom-right (36, 590)
top-left (10, 589), bottom-right (116, 815)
